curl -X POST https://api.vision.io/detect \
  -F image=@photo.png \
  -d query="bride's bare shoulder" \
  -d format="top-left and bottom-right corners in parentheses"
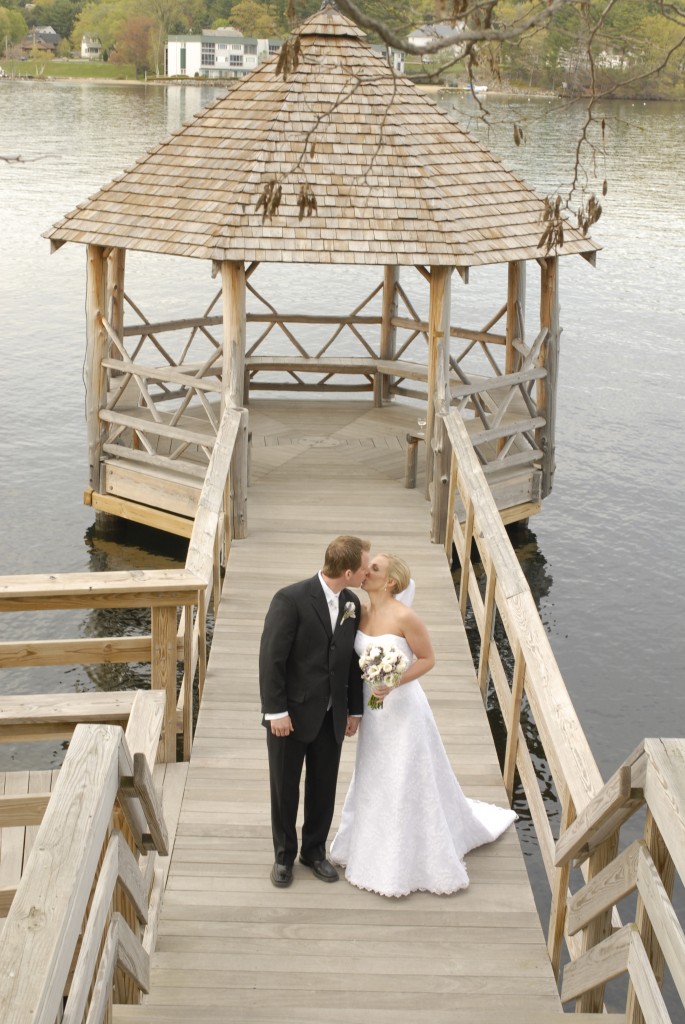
top-left (394, 603), bottom-right (423, 627)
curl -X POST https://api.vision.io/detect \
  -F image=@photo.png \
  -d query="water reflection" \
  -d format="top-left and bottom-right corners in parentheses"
top-left (80, 522), bottom-right (187, 694)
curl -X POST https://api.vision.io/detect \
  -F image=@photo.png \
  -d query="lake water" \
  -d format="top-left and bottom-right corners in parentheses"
top-left (1, 82), bottom-right (684, 963)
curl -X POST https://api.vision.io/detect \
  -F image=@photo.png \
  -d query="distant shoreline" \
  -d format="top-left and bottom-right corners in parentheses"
top-left (2, 74), bottom-right (681, 101)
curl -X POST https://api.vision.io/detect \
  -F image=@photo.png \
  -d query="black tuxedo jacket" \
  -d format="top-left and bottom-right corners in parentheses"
top-left (259, 575), bottom-right (363, 744)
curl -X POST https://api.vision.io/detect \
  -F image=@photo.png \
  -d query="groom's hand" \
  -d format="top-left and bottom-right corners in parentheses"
top-left (270, 715), bottom-right (294, 737)
top-left (345, 716), bottom-right (360, 737)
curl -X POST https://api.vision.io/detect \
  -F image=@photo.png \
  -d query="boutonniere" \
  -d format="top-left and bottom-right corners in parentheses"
top-left (340, 601), bottom-right (356, 625)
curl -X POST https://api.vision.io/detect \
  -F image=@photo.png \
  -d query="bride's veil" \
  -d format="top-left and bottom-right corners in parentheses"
top-left (395, 578), bottom-right (416, 608)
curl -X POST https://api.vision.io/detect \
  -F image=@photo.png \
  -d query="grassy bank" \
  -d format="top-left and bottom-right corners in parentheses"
top-left (1, 59), bottom-right (136, 80)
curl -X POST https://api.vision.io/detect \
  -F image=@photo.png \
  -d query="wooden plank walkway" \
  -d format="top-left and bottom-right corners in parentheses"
top-left (117, 399), bottom-right (566, 1023)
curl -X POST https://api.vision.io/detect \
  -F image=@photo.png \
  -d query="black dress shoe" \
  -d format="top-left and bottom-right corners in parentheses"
top-left (299, 855), bottom-right (339, 882)
top-left (270, 862), bottom-right (293, 888)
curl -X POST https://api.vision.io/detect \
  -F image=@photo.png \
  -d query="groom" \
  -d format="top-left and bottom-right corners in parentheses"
top-left (259, 535), bottom-right (369, 887)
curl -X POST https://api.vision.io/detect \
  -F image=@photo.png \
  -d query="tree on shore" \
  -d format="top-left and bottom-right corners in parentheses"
top-left (109, 12), bottom-right (155, 73)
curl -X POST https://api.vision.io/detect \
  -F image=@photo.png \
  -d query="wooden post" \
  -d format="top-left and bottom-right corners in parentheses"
top-left (85, 244), bottom-right (109, 493)
top-left (380, 265), bottom-right (399, 403)
top-left (503, 644), bottom-right (525, 801)
top-left (221, 260), bottom-right (246, 411)
top-left (430, 416), bottom-right (452, 544)
top-left (477, 561), bottom-right (497, 698)
top-left (182, 603), bottom-right (193, 762)
top-left (198, 588), bottom-right (207, 705)
top-left (443, 449), bottom-right (457, 558)
top-left (537, 256), bottom-right (559, 498)
top-left (106, 247), bottom-right (126, 367)
top-left (404, 434), bottom-right (419, 488)
top-left (151, 604), bottom-right (177, 763)
top-left (625, 810), bottom-right (676, 1024)
top-left (425, 265), bottom-right (452, 501)
top-left (230, 408), bottom-right (249, 540)
top-left (547, 786), bottom-right (575, 978)
top-left (458, 497), bottom-right (474, 619)
top-left (576, 832), bottom-right (621, 1012)
top-left (505, 260), bottom-right (526, 375)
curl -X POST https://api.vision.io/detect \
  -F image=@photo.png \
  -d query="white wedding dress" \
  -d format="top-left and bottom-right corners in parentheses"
top-left (330, 631), bottom-right (517, 898)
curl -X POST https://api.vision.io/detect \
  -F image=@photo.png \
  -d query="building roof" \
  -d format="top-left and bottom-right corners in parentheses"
top-left (409, 22), bottom-right (464, 42)
top-left (47, 5), bottom-right (598, 267)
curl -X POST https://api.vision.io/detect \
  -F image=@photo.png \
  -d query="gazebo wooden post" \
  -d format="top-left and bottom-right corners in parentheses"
top-left (537, 256), bottom-right (560, 498)
top-left (85, 244), bottom-right (109, 496)
top-left (505, 260), bottom-right (526, 375)
top-left (426, 266), bottom-right (452, 510)
top-left (499, 260), bottom-right (526, 455)
top-left (379, 265), bottom-right (399, 405)
top-left (106, 247), bottom-right (126, 359)
top-left (221, 260), bottom-right (248, 539)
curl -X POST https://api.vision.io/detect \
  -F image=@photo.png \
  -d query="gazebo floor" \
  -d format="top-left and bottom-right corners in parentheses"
top-left (97, 397), bottom-right (541, 531)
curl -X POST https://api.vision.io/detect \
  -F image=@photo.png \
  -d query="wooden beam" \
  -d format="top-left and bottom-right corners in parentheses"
top-left (230, 408), bottom-right (249, 541)
top-left (0, 570), bottom-right (203, 613)
top-left (106, 248), bottom-right (126, 365)
top-left (537, 256), bottom-right (559, 498)
top-left (567, 839), bottom-right (642, 936)
top-left (505, 260), bottom-right (526, 376)
top-left (0, 795), bottom-right (50, 828)
top-left (151, 605), bottom-right (177, 764)
top-left (221, 260), bottom-right (246, 410)
top-left (555, 766), bottom-right (632, 866)
top-left (0, 635), bottom-right (164, 669)
top-left (85, 244), bottom-right (108, 492)
top-left (561, 924), bottom-right (634, 1003)
top-left (380, 266), bottom-right (399, 404)
top-left (91, 492), bottom-right (194, 539)
top-left (425, 266), bottom-right (452, 502)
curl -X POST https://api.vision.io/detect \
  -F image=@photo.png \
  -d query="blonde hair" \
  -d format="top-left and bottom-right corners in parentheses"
top-left (323, 535), bottom-right (370, 577)
top-left (379, 553), bottom-right (411, 596)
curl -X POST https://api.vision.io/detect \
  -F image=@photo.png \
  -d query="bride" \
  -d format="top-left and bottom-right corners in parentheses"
top-left (330, 553), bottom-right (516, 898)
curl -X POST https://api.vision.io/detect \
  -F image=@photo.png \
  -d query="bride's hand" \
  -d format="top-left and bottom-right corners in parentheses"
top-left (371, 683), bottom-right (392, 699)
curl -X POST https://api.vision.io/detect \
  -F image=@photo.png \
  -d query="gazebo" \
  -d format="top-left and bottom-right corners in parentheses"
top-left (46, 3), bottom-right (599, 540)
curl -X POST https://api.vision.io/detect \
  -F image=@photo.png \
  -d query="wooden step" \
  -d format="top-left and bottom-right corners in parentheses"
top-left (113, 1007), bottom-right (626, 1024)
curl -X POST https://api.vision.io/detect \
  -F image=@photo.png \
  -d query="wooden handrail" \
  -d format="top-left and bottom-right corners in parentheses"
top-left (0, 404), bottom-right (242, 764)
top-left (0, 692), bottom-right (167, 1024)
top-left (442, 407), bottom-right (603, 810)
top-left (0, 574), bottom-right (202, 761)
top-left (439, 407), bottom-right (685, 1022)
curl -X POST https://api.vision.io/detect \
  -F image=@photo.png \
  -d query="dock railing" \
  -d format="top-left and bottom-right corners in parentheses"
top-left (0, 569), bottom-right (204, 763)
top-left (0, 690), bottom-right (170, 1024)
top-left (0, 405), bottom-right (244, 762)
top-left (438, 407), bottom-right (685, 1023)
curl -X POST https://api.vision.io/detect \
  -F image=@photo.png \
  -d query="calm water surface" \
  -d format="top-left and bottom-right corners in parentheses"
top-left (1, 83), bottom-right (683, 787)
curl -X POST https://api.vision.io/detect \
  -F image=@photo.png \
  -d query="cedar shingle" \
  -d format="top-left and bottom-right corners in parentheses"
top-left (46, 7), bottom-right (598, 267)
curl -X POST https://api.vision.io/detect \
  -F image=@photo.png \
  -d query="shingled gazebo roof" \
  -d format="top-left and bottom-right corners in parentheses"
top-left (47, 6), bottom-right (598, 267)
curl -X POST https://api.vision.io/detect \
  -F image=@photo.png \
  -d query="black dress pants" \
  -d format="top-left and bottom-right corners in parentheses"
top-left (266, 709), bottom-right (342, 866)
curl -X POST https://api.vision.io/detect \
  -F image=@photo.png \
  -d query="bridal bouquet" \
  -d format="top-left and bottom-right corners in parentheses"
top-left (359, 643), bottom-right (408, 709)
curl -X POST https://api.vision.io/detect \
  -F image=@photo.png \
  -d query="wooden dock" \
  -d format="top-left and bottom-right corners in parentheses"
top-left (115, 400), bottom-right (568, 1023)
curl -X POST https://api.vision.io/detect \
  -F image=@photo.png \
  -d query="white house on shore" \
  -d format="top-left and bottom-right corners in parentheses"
top-left (81, 35), bottom-right (103, 60)
top-left (165, 27), bottom-right (281, 79)
top-left (166, 26), bottom-right (403, 79)
top-left (407, 21), bottom-right (465, 59)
